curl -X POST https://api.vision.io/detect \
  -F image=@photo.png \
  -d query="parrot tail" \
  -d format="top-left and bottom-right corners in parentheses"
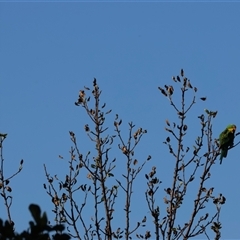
top-left (220, 149), bottom-right (228, 164)
top-left (220, 155), bottom-right (223, 164)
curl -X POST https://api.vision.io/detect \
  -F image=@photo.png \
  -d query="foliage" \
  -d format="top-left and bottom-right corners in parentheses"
top-left (0, 204), bottom-right (70, 240)
top-left (1, 69), bottom-right (239, 239)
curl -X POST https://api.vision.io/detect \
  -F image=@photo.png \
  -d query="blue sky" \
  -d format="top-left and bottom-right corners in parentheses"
top-left (1, 2), bottom-right (240, 239)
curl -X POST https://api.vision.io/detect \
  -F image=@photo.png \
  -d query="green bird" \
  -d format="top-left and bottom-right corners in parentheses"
top-left (219, 124), bottom-right (236, 164)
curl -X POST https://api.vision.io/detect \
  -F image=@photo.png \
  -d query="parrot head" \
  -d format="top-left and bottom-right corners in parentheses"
top-left (227, 124), bottom-right (237, 133)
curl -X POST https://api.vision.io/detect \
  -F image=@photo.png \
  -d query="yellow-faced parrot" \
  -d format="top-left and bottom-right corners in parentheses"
top-left (219, 124), bottom-right (236, 164)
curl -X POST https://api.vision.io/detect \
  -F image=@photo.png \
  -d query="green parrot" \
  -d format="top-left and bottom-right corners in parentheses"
top-left (219, 124), bottom-right (236, 164)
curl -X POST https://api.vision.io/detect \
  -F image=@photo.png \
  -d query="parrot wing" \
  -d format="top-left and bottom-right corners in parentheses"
top-left (219, 129), bottom-right (230, 146)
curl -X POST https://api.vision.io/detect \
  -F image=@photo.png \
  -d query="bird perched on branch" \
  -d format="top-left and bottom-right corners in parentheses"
top-left (219, 124), bottom-right (236, 164)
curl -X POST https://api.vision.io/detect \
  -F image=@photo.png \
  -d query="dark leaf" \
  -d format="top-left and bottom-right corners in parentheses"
top-left (84, 124), bottom-right (90, 131)
top-left (133, 159), bottom-right (138, 165)
top-left (187, 80), bottom-right (192, 88)
top-left (102, 103), bottom-right (106, 108)
top-left (180, 69), bottom-right (184, 77)
top-left (29, 204), bottom-right (41, 224)
top-left (165, 188), bottom-right (171, 194)
top-left (91, 164), bottom-right (96, 169)
top-left (158, 87), bottom-right (167, 96)
top-left (189, 176), bottom-right (194, 182)
top-left (147, 155), bottom-right (151, 161)
top-left (168, 86), bottom-right (174, 95)
top-left (6, 186), bottom-right (12, 192)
